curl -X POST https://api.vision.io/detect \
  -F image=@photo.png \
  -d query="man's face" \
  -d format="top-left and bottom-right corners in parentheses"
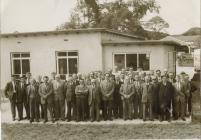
top-left (176, 76), bottom-right (180, 82)
top-left (51, 73), bottom-right (56, 79)
top-left (30, 79), bottom-right (35, 85)
top-left (156, 71), bottom-right (161, 76)
top-left (55, 77), bottom-right (60, 81)
top-left (73, 74), bottom-right (77, 80)
top-left (152, 78), bottom-right (157, 83)
top-left (135, 75), bottom-right (139, 81)
top-left (79, 80), bottom-right (84, 85)
top-left (11, 77), bottom-right (15, 82)
top-left (20, 78), bottom-right (25, 83)
top-left (105, 74), bottom-right (110, 80)
top-left (26, 73), bottom-right (31, 78)
top-left (43, 77), bottom-right (49, 83)
top-left (162, 77), bottom-right (167, 83)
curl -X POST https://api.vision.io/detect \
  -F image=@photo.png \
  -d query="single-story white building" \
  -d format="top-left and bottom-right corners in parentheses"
top-left (0, 28), bottom-right (186, 89)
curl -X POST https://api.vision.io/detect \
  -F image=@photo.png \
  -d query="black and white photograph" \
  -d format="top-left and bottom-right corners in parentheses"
top-left (0, 0), bottom-right (200, 139)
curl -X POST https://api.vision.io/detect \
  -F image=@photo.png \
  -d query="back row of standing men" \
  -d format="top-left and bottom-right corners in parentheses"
top-left (5, 68), bottom-right (196, 123)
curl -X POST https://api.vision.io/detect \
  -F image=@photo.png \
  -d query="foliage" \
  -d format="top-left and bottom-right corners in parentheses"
top-left (56, 0), bottom-right (161, 38)
top-left (142, 16), bottom-right (169, 32)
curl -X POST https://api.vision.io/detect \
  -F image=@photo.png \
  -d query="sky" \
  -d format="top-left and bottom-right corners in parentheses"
top-left (1, 0), bottom-right (200, 35)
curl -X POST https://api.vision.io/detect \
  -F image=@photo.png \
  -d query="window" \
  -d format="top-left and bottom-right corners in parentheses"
top-left (114, 53), bottom-right (150, 71)
top-left (56, 51), bottom-right (78, 78)
top-left (11, 52), bottom-right (30, 77)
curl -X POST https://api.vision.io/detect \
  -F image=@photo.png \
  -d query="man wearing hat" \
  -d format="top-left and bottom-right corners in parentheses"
top-left (88, 79), bottom-right (101, 122)
top-left (4, 75), bottom-right (18, 121)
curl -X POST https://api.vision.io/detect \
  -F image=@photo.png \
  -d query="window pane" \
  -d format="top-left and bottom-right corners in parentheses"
top-left (58, 59), bottom-right (67, 74)
top-left (126, 54), bottom-right (137, 71)
top-left (13, 60), bottom-right (21, 74)
top-left (22, 59), bottom-right (30, 74)
top-left (139, 54), bottom-right (150, 71)
top-left (12, 54), bottom-right (20, 58)
top-left (21, 53), bottom-right (30, 57)
top-left (68, 52), bottom-right (78, 56)
top-left (68, 58), bottom-right (78, 74)
top-left (114, 54), bottom-right (125, 71)
top-left (57, 52), bottom-right (67, 56)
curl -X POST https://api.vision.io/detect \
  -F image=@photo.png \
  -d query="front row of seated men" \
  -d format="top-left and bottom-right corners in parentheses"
top-left (4, 69), bottom-right (195, 123)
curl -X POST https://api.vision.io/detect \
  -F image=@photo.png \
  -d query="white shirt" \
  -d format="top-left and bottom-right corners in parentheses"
top-left (12, 81), bottom-right (16, 93)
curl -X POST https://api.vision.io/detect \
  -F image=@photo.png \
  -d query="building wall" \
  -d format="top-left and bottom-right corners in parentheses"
top-left (0, 32), bottom-right (102, 88)
top-left (102, 44), bottom-right (175, 72)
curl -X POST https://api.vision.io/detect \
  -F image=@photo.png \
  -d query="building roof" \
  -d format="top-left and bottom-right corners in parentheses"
top-left (0, 28), bottom-right (144, 40)
top-left (161, 35), bottom-right (201, 48)
top-left (102, 40), bottom-right (183, 47)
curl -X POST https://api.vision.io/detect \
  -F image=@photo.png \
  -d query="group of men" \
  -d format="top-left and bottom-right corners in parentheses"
top-left (4, 67), bottom-right (196, 123)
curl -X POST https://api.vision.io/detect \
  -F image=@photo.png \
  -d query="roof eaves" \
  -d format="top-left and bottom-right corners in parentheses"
top-left (102, 40), bottom-right (182, 47)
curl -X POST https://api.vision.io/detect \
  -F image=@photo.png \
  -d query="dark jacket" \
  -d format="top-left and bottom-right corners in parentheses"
top-left (17, 82), bottom-right (26, 103)
top-left (4, 81), bottom-right (17, 101)
top-left (159, 82), bottom-right (173, 108)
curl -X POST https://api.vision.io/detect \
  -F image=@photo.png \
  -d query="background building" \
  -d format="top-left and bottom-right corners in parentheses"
top-left (0, 28), bottom-right (184, 89)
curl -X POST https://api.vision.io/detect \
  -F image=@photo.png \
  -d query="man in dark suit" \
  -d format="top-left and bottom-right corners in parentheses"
top-left (88, 79), bottom-right (101, 122)
top-left (100, 73), bottom-right (114, 121)
top-left (113, 76), bottom-right (123, 119)
top-left (16, 77), bottom-right (27, 121)
top-left (133, 75), bottom-right (143, 119)
top-left (36, 75), bottom-right (44, 119)
top-left (151, 76), bottom-right (160, 119)
top-left (4, 75), bottom-right (18, 121)
top-left (39, 76), bottom-right (54, 123)
top-left (159, 75), bottom-right (173, 122)
top-left (168, 72), bottom-right (176, 118)
top-left (64, 77), bottom-right (75, 121)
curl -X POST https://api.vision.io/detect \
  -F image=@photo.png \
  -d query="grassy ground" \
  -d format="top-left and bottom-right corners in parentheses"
top-left (2, 123), bottom-right (200, 140)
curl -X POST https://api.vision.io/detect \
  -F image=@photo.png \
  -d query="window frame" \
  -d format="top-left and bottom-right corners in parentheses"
top-left (55, 50), bottom-right (79, 75)
top-left (10, 52), bottom-right (31, 77)
top-left (113, 52), bottom-right (150, 71)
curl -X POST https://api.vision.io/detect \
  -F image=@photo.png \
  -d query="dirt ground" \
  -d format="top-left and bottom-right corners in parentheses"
top-left (1, 99), bottom-right (201, 140)
top-left (1, 123), bottom-right (200, 140)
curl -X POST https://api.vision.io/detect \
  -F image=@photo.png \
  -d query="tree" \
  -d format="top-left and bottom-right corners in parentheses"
top-left (142, 16), bottom-right (169, 39)
top-left (56, 0), bottom-right (160, 38)
top-left (143, 16), bottom-right (169, 32)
